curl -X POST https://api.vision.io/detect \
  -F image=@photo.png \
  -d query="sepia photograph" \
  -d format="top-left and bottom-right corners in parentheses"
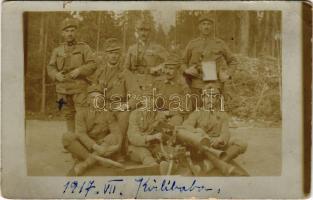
top-left (2, 1), bottom-right (309, 199)
top-left (24, 10), bottom-right (282, 177)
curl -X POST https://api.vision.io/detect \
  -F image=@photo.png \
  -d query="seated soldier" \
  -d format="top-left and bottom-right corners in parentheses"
top-left (62, 85), bottom-right (122, 175)
top-left (182, 84), bottom-right (247, 173)
top-left (90, 38), bottom-right (140, 157)
top-left (153, 53), bottom-right (192, 125)
top-left (127, 98), bottom-right (174, 174)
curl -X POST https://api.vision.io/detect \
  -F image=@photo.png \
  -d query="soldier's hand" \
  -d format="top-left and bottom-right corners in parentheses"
top-left (194, 127), bottom-right (206, 135)
top-left (211, 137), bottom-right (226, 149)
top-left (184, 65), bottom-right (199, 77)
top-left (219, 71), bottom-right (231, 82)
top-left (92, 143), bottom-right (106, 155)
top-left (69, 68), bottom-right (80, 79)
top-left (153, 132), bottom-right (162, 141)
top-left (149, 64), bottom-right (163, 75)
top-left (146, 132), bottom-right (162, 142)
top-left (55, 72), bottom-right (66, 82)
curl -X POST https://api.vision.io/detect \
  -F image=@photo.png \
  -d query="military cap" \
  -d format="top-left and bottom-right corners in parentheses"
top-left (103, 38), bottom-right (121, 52)
top-left (87, 84), bottom-right (102, 94)
top-left (61, 18), bottom-right (79, 30)
top-left (198, 13), bottom-right (215, 24)
top-left (135, 18), bottom-right (151, 30)
top-left (164, 53), bottom-right (182, 66)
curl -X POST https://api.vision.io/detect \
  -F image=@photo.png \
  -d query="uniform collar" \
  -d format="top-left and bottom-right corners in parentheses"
top-left (66, 40), bottom-right (77, 47)
top-left (200, 35), bottom-right (214, 41)
top-left (164, 79), bottom-right (174, 85)
top-left (105, 62), bottom-right (121, 71)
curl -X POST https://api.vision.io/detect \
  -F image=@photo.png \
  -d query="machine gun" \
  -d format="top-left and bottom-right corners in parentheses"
top-left (154, 121), bottom-right (243, 176)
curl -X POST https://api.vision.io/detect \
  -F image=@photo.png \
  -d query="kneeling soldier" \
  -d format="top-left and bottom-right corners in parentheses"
top-left (182, 85), bottom-right (247, 174)
top-left (62, 86), bottom-right (122, 175)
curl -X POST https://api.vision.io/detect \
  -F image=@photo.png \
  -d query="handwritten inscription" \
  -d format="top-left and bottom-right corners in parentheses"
top-left (63, 179), bottom-right (123, 197)
top-left (56, 98), bottom-right (66, 110)
top-left (134, 177), bottom-right (218, 198)
top-left (62, 178), bottom-right (220, 198)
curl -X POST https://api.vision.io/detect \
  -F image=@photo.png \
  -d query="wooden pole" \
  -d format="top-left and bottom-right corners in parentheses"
top-left (40, 15), bottom-right (48, 113)
top-left (96, 12), bottom-right (102, 53)
top-left (38, 13), bottom-right (45, 54)
top-left (123, 12), bottom-right (127, 53)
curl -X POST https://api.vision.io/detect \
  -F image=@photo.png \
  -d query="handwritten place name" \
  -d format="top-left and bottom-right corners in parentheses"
top-left (62, 178), bottom-right (220, 198)
top-left (134, 177), bottom-right (219, 198)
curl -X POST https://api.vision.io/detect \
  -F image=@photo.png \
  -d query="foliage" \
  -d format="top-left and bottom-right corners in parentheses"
top-left (224, 55), bottom-right (281, 121)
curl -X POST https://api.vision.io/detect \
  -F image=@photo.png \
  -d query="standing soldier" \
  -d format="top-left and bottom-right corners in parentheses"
top-left (183, 13), bottom-right (237, 109)
top-left (90, 38), bottom-right (139, 155)
top-left (123, 18), bottom-right (168, 94)
top-left (47, 18), bottom-right (96, 132)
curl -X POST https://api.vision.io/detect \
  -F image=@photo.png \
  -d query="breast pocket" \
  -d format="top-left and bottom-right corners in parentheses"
top-left (144, 51), bottom-right (157, 66)
top-left (191, 48), bottom-right (203, 63)
top-left (71, 52), bottom-right (83, 69)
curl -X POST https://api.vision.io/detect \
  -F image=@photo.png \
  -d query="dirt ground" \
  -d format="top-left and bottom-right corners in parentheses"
top-left (26, 120), bottom-right (281, 176)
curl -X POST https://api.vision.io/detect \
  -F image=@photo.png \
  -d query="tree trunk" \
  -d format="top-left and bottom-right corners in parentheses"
top-left (38, 13), bottom-right (45, 54)
top-left (40, 15), bottom-right (48, 113)
top-left (96, 12), bottom-right (102, 53)
top-left (123, 12), bottom-right (128, 53)
top-left (239, 11), bottom-right (250, 55)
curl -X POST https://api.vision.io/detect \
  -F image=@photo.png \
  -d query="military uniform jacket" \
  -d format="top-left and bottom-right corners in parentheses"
top-left (153, 75), bottom-right (192, 113)
top-left (47, 42), bottom-right (96, 94)
top-left (182, 110), bottom-right (229, 137)
top-left (183, 37), bottom-right (237, 89)
top-left (124, 42), bottom-right (168, 73)
top-left (75, 107), bottom-right (121, 151)
top-left (127, 110), bottom-right (166, 147)
top-left (90, 62), bottom-right (140, 109)
top-left (123, 42), bottom-right (168, 92)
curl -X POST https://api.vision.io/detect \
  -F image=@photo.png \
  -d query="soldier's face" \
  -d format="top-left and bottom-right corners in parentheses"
top-left (164, 65), bottom-right (178, 80)
top-left (137, 28), bottom-right (150, 42)
top-left (199, 20), bottom-right (214, 36)
top-left (106, 51), bottom-right (120, 65)
top-left (62, 27), bottom-right (77, 42)
top-left (203, 89), bottom-right (221, 109)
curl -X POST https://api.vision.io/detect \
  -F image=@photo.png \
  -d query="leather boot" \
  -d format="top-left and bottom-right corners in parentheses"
top-left (159, 161), bottom-right (169, 175)
top-left (62, 133), bottom-right (89, 160)
top-left (74, 155), bottom-right (96, 175)
top-left (202, 159), bottom-right (214, 173)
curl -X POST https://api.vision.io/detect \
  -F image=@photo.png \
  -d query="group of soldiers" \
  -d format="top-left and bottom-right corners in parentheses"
top-left (47, 14), bottom-right (247, 176)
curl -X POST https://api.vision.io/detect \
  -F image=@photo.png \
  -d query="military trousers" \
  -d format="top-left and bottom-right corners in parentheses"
top-left (56, 92), bottom-right (87, 132)
top-left (127, 145), bottom-right (157, 165)
top-left (112, 111), bottom-right (130, 155)
top-left (62, 131), bottom-right (121, 161)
